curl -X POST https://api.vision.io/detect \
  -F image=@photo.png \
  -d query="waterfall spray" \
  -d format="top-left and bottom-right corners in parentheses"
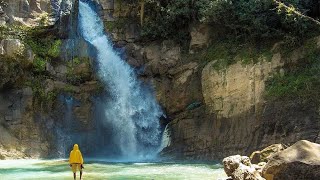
top-left (78, 0), bottom-right (163, 160)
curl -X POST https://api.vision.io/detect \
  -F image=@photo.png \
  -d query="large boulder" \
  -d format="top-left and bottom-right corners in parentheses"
top-left (223, 155), bottom-right (265, 180)
top-left (250, 144), bottom-right (285, 164)
top-left (262, 140), bottom-right (320, 180)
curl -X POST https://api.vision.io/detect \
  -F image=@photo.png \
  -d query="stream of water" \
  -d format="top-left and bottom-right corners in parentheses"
top-left (0, 160), bottom-right (227, 180)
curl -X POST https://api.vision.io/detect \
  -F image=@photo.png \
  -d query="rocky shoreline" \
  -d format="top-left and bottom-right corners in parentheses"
top-left (222, 140), bottom-right (320, 180)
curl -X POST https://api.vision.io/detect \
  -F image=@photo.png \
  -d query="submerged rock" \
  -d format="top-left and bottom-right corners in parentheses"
top-left (223, 155), bottom-right (265, 180)
top-left (262, 140), bottom-right (320, 180)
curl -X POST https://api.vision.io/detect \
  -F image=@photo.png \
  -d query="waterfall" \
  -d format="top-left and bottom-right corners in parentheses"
top-left (56, 95), bottom-right (74, 158)
top-left (160, 124), bottom-right (171, 151)
top-left (64, 96), bottom-right (74, 128)
top-left (78, 0), bottom-right (163, 159)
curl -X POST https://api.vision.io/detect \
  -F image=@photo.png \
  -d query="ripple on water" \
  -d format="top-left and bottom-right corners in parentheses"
top-left (0, 160), bottom-right (227, 180)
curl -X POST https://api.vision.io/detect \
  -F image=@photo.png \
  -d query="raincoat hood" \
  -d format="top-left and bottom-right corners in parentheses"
top-left (73, 144), bottom-right (79, 150)
top-left (69, 144), bottom-right (84, 164)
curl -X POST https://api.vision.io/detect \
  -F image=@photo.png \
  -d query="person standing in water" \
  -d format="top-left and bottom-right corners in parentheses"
top-left (69, 144), bottom-right (84, 180)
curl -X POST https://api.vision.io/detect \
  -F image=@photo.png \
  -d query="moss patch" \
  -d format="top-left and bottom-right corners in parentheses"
top-left (266, 38), bottom-right (320, 101)
top-left (184, 39), bottom-right (274, 70)
top-left (0, 54), bottom-right (30, 89)
top-left (66, 57), bottom-right (92, 85)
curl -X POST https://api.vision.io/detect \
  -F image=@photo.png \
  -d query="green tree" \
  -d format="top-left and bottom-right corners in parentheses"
top-left (141, 0), bottom-right (320, 44)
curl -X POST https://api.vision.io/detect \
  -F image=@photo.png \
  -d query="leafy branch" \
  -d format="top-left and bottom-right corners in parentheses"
top-left (273, 0), bottom-right (320, 26)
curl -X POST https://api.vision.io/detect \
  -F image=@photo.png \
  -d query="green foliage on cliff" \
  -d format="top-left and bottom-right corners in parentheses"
top-left (0, 25), bottom-right (61, 63)
top-left (141, 0), bottom-right (320, 44)
top-left (0, 25), bottom-right (28, 40)
top-left (0, 25), bottom-right (61, 74)
top-left (48, 40), bottom-right (62, 58)
top-left (141, 0), bottom-right (196, 42)
top-left (200, 0), bottom-right (319, 40)
top-left (0, 54), bottom-right (30, 89)
top-left (66, 57), bottom-right (92, 85)
top-left (266, 40), bottom-right (320, 100)
top-left (0, 25), bottom-right (65, 108)
top-left (24, 27), bottom-right (62, 73)
top-left (28, 77), bottom-right (58, 110)
top-left (33, 57), bottom-right (46, 73)
top-left (25, 29), bottom-right (60, 59)
top-left (189, 39), bottom-right (273, 70)
top-left (38, 13), bottom-right (50, 27)
top-left (266, 69), bottom-right (320, 100)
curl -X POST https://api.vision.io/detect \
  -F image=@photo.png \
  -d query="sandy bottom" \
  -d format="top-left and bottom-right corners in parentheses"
top-left (0, 159), bottom-right (227, 180)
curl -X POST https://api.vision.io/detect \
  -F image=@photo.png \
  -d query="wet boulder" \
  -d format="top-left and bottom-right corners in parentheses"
top-left (223, 155), bottom-right (265, 180)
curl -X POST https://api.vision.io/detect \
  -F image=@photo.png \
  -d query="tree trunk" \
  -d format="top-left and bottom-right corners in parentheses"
top-left (140, 0), bottom-right (145, 26)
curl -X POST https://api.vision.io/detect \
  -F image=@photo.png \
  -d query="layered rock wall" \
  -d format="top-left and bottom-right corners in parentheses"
top-left (1, 0), bottom-right (320, 161)
top-left (97, 1), bottom-right (320, 160)
top-left (202, 54), bottom-right (283, 118)
top-left (162, 40), bottom-right (320, 160)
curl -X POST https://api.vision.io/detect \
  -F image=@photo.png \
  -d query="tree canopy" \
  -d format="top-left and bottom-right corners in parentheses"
top-left (139, 0), bottom-right (320, 44)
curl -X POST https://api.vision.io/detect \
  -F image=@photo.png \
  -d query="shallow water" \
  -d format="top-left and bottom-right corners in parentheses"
top-left (0, 159), bottom-right (227, 180)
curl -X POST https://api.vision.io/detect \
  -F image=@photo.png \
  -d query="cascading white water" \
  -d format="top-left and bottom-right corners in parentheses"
top-left (78, 0), bottom-right (163, 159)
top-left (160, 124), bottom-right (171, 151)
top-left (56, 95), bottom-right (73, 158)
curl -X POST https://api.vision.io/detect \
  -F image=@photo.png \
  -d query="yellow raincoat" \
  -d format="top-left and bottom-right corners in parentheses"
top-left (69, 144), bottom-right (84, 165)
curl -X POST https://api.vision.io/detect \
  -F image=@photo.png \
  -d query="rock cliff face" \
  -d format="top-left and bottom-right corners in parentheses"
top-left (0, 0), bottom-right (98, 159)
top-left (0, 52), bottom-right (98, 159)
top-left (1, 0), bottom-right (50, 26)
top-left (0, 58), bottom-right (98, 159)
top-left (0, 0), bottom-right (78, 27)
top-left (1, 0), bottom-right (320, 160)
top-left (161, 38), bottom-right (320, 160)
top-left (0, 88), bottom-right (49, 159)
top-left (202, 55), bottom-right (283, 118)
